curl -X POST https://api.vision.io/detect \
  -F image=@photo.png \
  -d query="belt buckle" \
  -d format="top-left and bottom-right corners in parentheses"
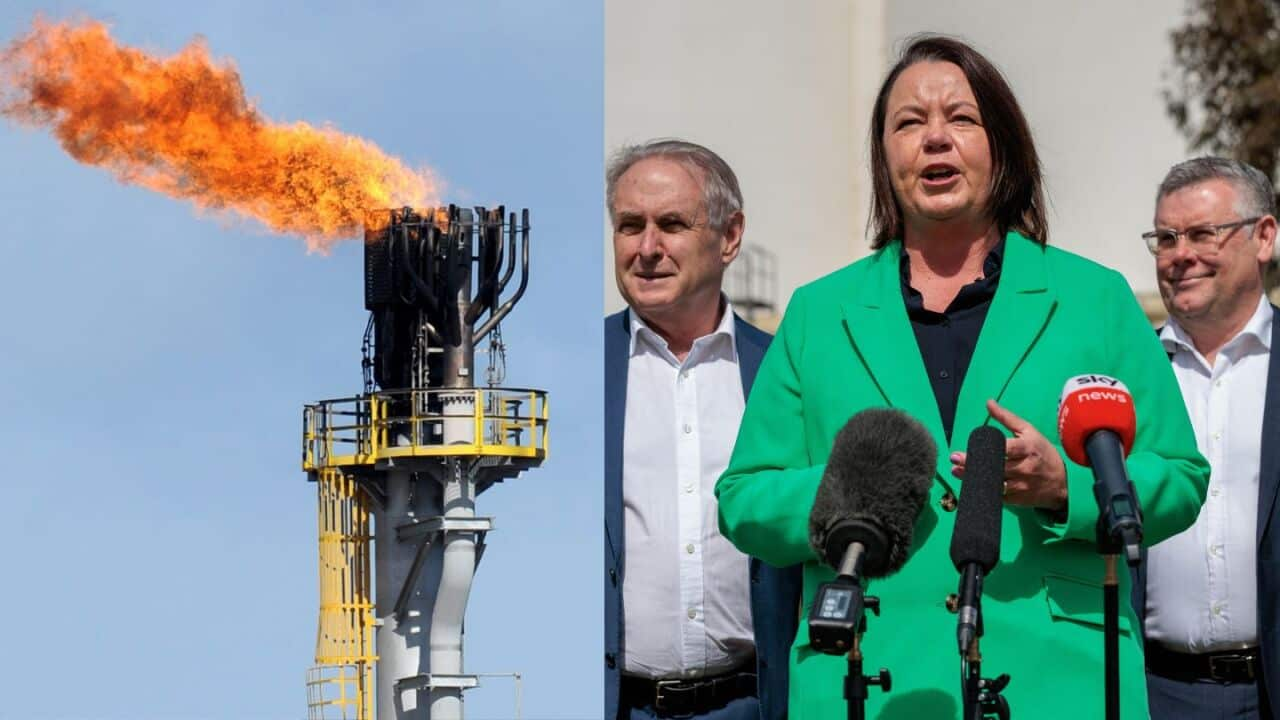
top-left (654, 679), bottom-right (694, 718)
top-left (1208, 654), bottom-right (1255, 682)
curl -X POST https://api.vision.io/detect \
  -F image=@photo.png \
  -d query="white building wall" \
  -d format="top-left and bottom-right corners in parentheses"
top-left (888, 0), bottom-right (1188, 311)
top-left (606, 0), bottom-right (1193, 319)
top-left (604, 0), bottom-right (883, 319)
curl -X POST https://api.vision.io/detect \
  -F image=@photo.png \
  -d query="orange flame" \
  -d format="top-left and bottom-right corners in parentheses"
top-left (0, 18), bottom-right (438, 251)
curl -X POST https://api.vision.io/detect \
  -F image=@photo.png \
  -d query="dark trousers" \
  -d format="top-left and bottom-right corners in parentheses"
top-left (1148, 670), bottom-right (1272, 720)
top-left (627, 696), bottom-right (759, 720)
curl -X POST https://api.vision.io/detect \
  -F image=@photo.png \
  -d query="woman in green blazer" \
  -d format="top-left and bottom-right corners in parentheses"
top-left (715, 37), bottom-right (1209, 719)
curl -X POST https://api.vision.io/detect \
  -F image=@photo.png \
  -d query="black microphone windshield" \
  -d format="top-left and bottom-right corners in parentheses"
top-left (809, 408), bottom-right (937, 578)
top-left (949, 425), bottom-right (1006, 573)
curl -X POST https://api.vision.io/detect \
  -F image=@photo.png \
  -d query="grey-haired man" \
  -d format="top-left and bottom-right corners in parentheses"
top-left (603, 139), bottom-right (801, 720)
top-left (1139, 157), bottom-right (1279, 719)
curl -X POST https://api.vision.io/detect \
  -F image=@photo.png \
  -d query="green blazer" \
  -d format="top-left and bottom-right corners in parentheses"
top-left (716, 232), bottom-right (1209, 719)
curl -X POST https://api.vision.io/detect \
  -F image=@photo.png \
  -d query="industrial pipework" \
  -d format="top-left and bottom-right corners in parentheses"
top-left (302, 207), bottom-right (547, 720)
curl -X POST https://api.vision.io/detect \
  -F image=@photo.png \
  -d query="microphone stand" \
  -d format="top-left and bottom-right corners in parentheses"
top-left (807, 538), bottom-right (891, 720)
top-left (836, 542), bottom-right (891, 720)
top-left (1096, 518), bottom-right (1122, 720)
top-left (845, 596), bottom-right (889, 720)
top-left (961, 637), bottom-right (1011, 720)
top-left (1086, 430), bottom-right (1143, 720)
top-left (957, 575), bottom-right (1011, 720)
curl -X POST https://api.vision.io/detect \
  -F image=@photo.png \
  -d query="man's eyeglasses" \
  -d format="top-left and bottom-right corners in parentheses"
top-left (1142, 217), bottom-right (1261, 257)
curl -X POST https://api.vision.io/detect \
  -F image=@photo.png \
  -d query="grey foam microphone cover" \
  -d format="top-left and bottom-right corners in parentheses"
top-left (809, 407), bottom-right (938, 577)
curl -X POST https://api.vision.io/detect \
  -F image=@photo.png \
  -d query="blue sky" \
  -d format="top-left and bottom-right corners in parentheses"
top-left (0, 2), bottom-right (601, 719)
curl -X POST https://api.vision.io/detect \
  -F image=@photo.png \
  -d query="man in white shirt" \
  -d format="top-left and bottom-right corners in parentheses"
top-left (603, 140), bottom-right (801, 720)
top-left (1141, 156), bottom-right (1279, 718)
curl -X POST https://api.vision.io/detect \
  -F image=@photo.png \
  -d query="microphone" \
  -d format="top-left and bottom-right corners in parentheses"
top-left (1057, 374), bottom-right (1143, 564)
top-left (950, 426), bottom-right (1006, 656)
top-left (809, 407), bottom-right (938, 578)
top-left (807, 408), bottom-right (936, 654)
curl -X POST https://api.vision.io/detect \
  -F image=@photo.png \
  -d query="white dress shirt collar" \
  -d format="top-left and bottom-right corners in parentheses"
top-left (627, 297), bottom-right (739, 365)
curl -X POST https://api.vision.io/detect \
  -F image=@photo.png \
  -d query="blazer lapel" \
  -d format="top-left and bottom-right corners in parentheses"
top-left (951, 233), bottom-right (1057, 451)
top-left (841, 243), bottom-right (948, 456)
top-left (604, 311), bottom-right (629, 570)
top-left (1257, 305), bottom-right (1280, 546)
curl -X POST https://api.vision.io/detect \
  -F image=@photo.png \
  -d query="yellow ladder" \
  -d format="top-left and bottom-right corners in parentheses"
top-left (307, 468), bottom-right (376, 720)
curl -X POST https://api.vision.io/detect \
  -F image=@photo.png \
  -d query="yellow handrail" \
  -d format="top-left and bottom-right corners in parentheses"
top-left (303, 388), bottom-right (549, 471)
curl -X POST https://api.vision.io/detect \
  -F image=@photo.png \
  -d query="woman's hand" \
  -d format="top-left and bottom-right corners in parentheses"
top-left (949, 399), bottom-right (1068, 511)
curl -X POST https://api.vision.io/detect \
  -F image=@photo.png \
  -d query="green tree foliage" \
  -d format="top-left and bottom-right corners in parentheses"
top-left (1165, 0), bottom-right (1280, 291)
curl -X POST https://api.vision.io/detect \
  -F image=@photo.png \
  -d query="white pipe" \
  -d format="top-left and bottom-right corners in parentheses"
top-left (375, 470), bottom-right (435, 720)
top-left (429, 460), bottom-right (477, 720)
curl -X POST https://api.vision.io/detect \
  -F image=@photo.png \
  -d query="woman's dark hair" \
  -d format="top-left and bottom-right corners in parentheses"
top-left (868, 35), bottom-right (1047, 248)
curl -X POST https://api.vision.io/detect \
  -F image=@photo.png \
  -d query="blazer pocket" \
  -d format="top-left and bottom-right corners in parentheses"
top-left (1042, 574), bottom-right (1132, 636)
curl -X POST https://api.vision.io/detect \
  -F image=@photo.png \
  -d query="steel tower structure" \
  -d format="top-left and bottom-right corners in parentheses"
top-left (302, 207), bottom-right (548, 720)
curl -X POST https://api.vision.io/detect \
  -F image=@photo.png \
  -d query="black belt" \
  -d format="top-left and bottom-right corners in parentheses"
top-left (620, 668), bottom-right (757, 717)
top-left (1146, 644), bottom-right (1261, 683)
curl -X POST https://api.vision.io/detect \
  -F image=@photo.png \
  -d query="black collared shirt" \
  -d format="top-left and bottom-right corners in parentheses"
top-left (899, 238), bottom-right (1005, 443)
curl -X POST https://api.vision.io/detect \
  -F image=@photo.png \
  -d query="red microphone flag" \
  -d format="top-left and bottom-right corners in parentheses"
top-left (1057, 374), bottom-right (1137, 466)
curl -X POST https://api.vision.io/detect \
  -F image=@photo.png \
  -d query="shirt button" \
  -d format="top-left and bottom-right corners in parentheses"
top-left (1212, 603), bottom-right (1224, 616)
top-left (1210, 544), bottom-right (1224, 557)
top-left (684, 483), bottom-right (694, 494)
top-left (680, 370), bottom-right (689, 379)
top-left (1211, 431), bottom-right (1222, 441)
top-left (1211, 488), bottom-right (1221, 497)
top-left (686, 543), bottom-right (695, 554)
top-left (939, 370), bottom-right (950, 379)
top-left (687, 608), bottom-right (697, 619)
top-left (1214, 379), bottom-right (1223, 388)
top-left (683, 423), bottom-right (693, 434)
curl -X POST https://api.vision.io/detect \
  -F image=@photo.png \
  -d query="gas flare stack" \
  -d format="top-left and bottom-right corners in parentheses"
top-left (302, 206), bottom-right (548, 720)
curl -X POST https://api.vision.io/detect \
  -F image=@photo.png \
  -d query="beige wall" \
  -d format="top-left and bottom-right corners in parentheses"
top-left (607, 0), bottom-right (1196, 318)
top-left (888, 0), bottom-right (1187, 301)
top-left (604, 0), bottom-right (885, 318)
